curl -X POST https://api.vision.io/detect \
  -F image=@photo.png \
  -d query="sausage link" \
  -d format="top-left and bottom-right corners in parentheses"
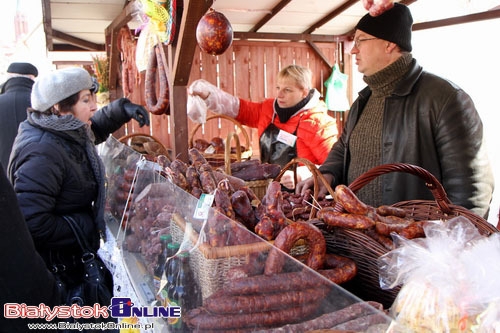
top-left (264, 222), bottom-right (326, 275)
top-left (334, 184), bottom-right (370, 215)
top-left (376, 205), bottom-right (407, 218)
top-left (319, 210), bottom-right (375, 229)
top-left (145, 45), bottom-right (169, 115)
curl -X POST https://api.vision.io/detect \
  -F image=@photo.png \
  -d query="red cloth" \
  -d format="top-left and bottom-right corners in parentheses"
top-left (236, 98), bottom-right (338, 165)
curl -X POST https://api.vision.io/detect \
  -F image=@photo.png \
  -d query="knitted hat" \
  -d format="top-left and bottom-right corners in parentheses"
top-left (7, 62), bottom-right (38, 77)
top-left (355, 3), bottom-right (413, 52)
top-left (31, 67), bottom-right (93, 111)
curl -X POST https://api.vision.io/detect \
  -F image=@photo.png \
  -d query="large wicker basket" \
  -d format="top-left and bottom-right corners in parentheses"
top-left (189, 114), bottom-right (252, 168)
top-left (170, 213), bottom-right (272, 300)
top-left (319, 163), bottom-right (498, 308)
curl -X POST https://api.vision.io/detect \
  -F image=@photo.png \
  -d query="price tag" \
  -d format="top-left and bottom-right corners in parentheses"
top-left (193, 193), bottom-right (214, 220)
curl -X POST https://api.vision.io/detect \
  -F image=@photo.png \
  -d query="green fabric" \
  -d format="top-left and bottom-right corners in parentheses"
top-left (324, 64), bottom-right (349, 111)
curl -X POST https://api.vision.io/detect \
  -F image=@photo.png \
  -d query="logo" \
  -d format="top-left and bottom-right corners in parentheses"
top-left (108, 297), bottom-right (181, 318)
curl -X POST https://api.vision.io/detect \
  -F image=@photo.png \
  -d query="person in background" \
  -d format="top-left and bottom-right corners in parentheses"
top-left (296, 3), bottom-right (494, 218)
top-left (189, 64), bottom-right (338, 189)
top-left (0, 62), bottom-right (38, 172)
top-left (7, 67), bottom-right (149, 308)
top-left (0, 162), bottom-right (61, 332)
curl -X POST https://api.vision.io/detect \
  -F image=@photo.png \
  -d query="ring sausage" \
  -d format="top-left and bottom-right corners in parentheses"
top-left (264, 222), bottom-right (326, 275)
top-left (145, 45), bottom-right (169, 115)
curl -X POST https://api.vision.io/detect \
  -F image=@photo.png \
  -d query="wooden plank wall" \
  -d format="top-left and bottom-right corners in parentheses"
top-left (118, 40), bottom-right (351, 158)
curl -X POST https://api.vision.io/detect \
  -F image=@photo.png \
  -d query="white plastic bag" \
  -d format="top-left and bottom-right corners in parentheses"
top-left (380, 216), bottom-right (500, 332)
top-left (187, 94), bottom-right (208, 124)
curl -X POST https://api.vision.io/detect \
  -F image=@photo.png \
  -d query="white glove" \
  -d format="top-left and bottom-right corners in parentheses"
top-left (188, 79), bottom-right (240, 118)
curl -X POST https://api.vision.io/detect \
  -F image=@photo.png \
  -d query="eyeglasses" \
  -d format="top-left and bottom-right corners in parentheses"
top-left (353, 37), bottom-right (379, 48)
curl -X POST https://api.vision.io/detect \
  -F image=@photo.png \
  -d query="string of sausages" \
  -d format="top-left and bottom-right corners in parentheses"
top-left (117, 26), bottom-right (140, 98)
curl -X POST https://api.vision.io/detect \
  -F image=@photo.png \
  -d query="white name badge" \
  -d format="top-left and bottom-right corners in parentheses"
top-left (277, 129), bottom-right (297, 147)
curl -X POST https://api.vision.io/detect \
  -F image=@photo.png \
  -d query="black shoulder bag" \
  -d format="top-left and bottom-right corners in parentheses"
top-left (53, 217), bottom-right (114, 307)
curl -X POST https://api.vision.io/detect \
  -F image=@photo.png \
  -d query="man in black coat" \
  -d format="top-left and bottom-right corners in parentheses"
top-left (0, 161), bottom-right (60, 332)
top-left (0, 62), bottom-right (38, 172)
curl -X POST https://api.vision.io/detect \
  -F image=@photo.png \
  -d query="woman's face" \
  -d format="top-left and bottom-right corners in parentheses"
top-left (59, 90), bottom-right (97, 124)
top-left (275, 77), bottom-right (309, 108)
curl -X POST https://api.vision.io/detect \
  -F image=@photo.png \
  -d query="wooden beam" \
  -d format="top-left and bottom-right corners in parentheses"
top-left (51, 30), bottom-right (105, 51)
top-left (250, 0), bottom-right (292, 33)
top-left (302, 0), bottom-right (359, 34)
top-left (105, 1), bottom-right (141, 101)
top-left (413, 8), bottom-right (500, 31)
top-left (306, 41), bottom-right (333, 69)
top-left (104, 1), bottom-right (140, 37)
top-left (41, 0), bottom-right (53, 51)
top-left (169, 0), bottom-right (213, 162)
top-left (172, 0), bottom-right (212, 86)
top-left (234, 31), bottom-right (349, 42)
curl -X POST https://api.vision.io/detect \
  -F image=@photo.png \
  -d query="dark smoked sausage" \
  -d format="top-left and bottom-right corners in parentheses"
top-left (186, 301), bottom-right (320, 330)
top-left (202, 287), bottom-right (325, 314)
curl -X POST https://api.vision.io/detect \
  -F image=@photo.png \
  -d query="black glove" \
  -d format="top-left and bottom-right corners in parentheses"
top-left (123, 102), bottom-right (150, 127)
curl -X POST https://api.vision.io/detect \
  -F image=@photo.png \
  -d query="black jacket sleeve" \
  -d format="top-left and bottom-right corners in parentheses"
top-left (90, 97), bottom-right (132, 144)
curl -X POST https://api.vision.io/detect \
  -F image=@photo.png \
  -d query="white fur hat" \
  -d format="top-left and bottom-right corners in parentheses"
top-left (31, 67), bottom-right (93, 111)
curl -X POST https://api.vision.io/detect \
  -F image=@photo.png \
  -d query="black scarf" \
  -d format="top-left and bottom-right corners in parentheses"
top-left (274, 89), bottom-right (314, 123)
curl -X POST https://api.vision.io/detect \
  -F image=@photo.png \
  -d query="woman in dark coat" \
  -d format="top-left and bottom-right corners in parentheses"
top-left (7, 67), bottom-right (149, 303)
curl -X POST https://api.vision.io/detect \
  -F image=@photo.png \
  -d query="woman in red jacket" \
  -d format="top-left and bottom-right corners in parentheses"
top-left (189, 65), bottom-right (338, 187)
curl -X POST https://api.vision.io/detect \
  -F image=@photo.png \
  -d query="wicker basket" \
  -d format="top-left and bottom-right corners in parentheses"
top-left (170, 213), bottom-right (272, 300)
top-left (319, 163), bottom-right (498, 308)
top-left (189, 114), bottom-right (252, 168)
top-left (118, 133), bottom-right (171, 161)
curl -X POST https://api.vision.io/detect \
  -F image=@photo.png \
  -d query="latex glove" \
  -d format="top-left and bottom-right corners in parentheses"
top-left (188, 79), bottom-right (240, 118)
top-left (123, 101), bottom-right (150, 127)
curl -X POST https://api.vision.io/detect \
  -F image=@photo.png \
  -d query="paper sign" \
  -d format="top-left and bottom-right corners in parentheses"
top-left (193, 193), bottom-right (214, 219)
top-left (277, 129), bottom-right (297, 147)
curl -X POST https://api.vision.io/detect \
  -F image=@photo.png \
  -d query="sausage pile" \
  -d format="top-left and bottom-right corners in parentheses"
top-left (318, 184), bottom-right (429, 250)
top-left (185, 223), bottom-right (359, 331)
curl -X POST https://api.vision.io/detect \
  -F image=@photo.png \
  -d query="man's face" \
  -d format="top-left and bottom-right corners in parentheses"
top-left (350, 30), bottom-right (391, 76)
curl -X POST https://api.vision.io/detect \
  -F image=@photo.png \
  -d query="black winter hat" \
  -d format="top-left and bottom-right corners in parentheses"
top-left (7, 62), bottom-right (38, 77)
top-left (355, 3), bottom-right (413, 52)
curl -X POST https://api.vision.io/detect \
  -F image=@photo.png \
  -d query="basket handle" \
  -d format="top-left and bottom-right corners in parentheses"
top-left (224, 132), bottom-right (242, 174)
top-left (275, 157), bottom-right (336, 219)
top-left (188, 114), bottom-right (252, 156)
top-left (345, 163), bottom-right (453, 214)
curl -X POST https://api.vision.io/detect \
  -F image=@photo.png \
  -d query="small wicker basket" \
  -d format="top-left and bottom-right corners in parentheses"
top-left (275, 157), bottom-right (336, 220)
top-left (189, 114), bottom-right (252, 168)
top-left (319, 163), bottom-right (498, 308)
top-left (170, 213), bottom-right (272, 300)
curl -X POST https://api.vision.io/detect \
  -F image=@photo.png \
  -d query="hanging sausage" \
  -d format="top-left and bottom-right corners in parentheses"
top-left (145, 44), bottom-right (170, 115)
top-left (196, 8), bottom-right (233, 56)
